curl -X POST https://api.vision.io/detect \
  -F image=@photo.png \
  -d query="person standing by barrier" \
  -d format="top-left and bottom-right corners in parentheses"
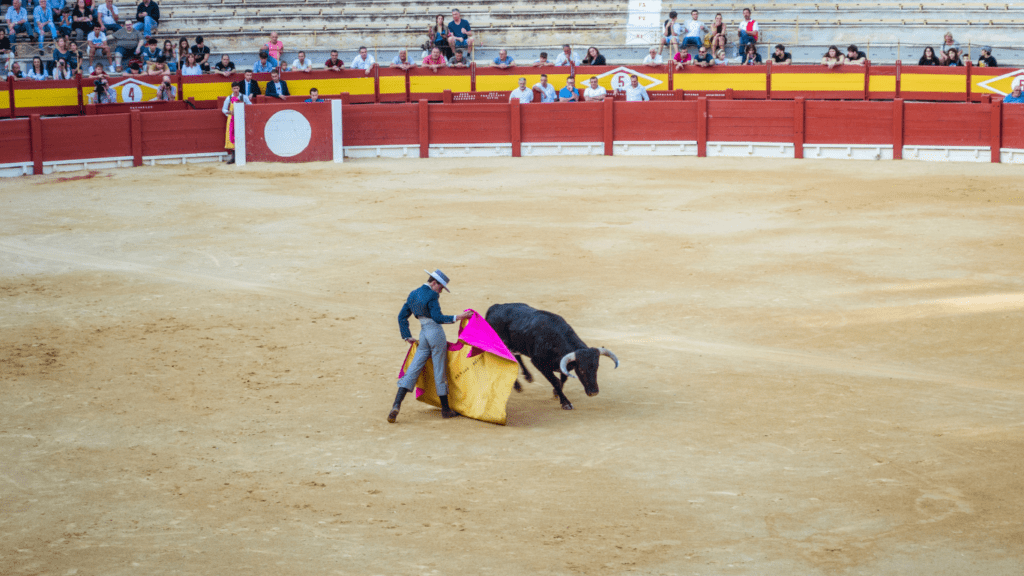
top-left (222, 81), bottom-right (251, 165)
top-left (533, 74), bottom-right (556, 102)
top-left (558, 76), bottom-right (579, 102)
top-left (390, 270), bottom-right (472, 423)
top-left (509, 77), bottom-right (533, 103)
top-left (616, 74), bottom-right (650, 101)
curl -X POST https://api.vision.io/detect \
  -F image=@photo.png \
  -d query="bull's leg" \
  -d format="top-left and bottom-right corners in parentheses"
top-left (515, 354), bottom-right (535, 383)
top-left (536, 365), bottom-right (573, 410)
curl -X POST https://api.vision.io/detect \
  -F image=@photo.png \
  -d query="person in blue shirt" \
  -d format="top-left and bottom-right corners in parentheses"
top-left (391, 270), bottom-right (471, 423)
top-left (492, 48), bottom-right (514, 68)
top-left (252, 50), bottom-right (275, 73)
top-left (1004, 84), bottom-right (1024, 104)
top-left (304, 87), bottom-right (324, 103)
top-left (33, 0), bottom-right (59, 51)
top-left (558, 76), bottom-right (579, 102)
top-left (5, 0), bottom-right (33, 44)
top-left (446, 8), bottom-right (473, 52)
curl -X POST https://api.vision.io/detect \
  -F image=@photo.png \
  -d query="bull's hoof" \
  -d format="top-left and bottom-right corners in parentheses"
top-left (561, 403), bottom-right (574, 410)
top-left (387, 408), bottom-right (399, 423)
top-left (514, 381), bottom-right (523, 392)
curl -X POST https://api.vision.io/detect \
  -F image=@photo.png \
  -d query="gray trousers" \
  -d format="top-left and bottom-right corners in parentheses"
top-left (398, 318), bottom-right (449, 396)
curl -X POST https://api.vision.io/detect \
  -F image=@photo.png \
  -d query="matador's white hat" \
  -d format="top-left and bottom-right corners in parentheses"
top-left (425, 269), bottom-right (451, 292)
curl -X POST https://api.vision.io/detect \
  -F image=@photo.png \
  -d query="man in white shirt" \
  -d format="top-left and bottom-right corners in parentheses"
top-left (291, 50), bottom-right (312, 73)
top-left (583, 76), bottom-right (607, 102)
top-left (737, 8), bottom-right (759, 49)
top-left (681, 10), bottom-right (707, 49)
top-left (533, 74), bottom-right (557, 103)
top-left (642, 46), bottom-right (663, 66)
top-left (350, 45), bottom-right (375, 75)
top-left (96, 0), bottom-right (121, 33)
top-left (616, 74), bottom-right (650, 101)
top-left (553, 44), bottom-right (581, 66)
top-left (508, 77), bottom-right (533, 104)
top-left (87, 28), bottom-right (111, 69)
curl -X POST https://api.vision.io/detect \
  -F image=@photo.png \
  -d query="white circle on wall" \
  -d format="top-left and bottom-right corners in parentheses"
top-left (120, 81), bottom-right (143, 102)
top-left (263, 110), bottom-right (312, 157)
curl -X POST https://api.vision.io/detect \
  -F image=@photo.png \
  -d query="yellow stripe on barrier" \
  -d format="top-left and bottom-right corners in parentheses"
top-left (972, 73), bottom-right (1011, 95)
top-left (773, 73), bottom-right (863, 92)
top-left (901, 73), bottom-right (965, 94)
top-left (676, 73), bottom-right (766, 91)
top-left (13, 87), bottom-right (79, 108)
top-left (0, 89), bottom-right (8, 110)
top-left (410, 75), bottom-right (472, 93)
top-left (476, 73), bottom-right (571, 91)
top-left (181, 81), bottom-right (232, 101)
top-left (378, 75), bottom-right (407, 94)
top-left (282, 78), bottom-right (375, 96)
top-left (869, 75), bottom-right (897, 92)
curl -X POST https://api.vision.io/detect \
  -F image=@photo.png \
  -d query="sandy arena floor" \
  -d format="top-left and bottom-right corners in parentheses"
top-left (1, 156), bottom-right (1022, 575)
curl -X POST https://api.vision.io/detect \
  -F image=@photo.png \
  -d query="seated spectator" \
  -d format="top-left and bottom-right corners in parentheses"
top-left (175, 37), bottom-right (190, 72)
top-left (938, 32), bottom-right (959, 65)
top-left (265, 68), bottom-right (289, 99)
top-left (140, 37), bottom-right (159, 64)
top-left (146, 54), bottom-right (169, 75)
top-left (52, 57), bottom-right (73, 79)
top-left (263, 31), bottom-right (283, 64)
top-left (122, 48), bottom-right (144, 75)
top-left (581, 46), bottom-right (605, 66)
top-left (616, 74), bottom-right (649, 101)
top-left (305, 88), bottom-right (325, 103)
top-left (533, 74), bottom-right (556, 102)
top-left (737, 8), bottom-right (759, 50)
top-left (446, 8), bottom-right (473, 52)
top-left (448, 49), bottom-right (470, 68)
top-left (427, 14), bottom-right (452, 59)
top-left (292, 50), bottom-right (312, 73)
top-left (252, 49), bottom-right (275, 74)
top-left (52, 36), bottom-right (75, 70)
top-left (96, 0), bottom-right (120, 34)
top-left (661, 11), bottom-right (681, 56)
top-left (33, 0), bottom-right (60, 52)
top-left (508, 77), bottom-right (533, 103)
top-left (681, 10), bottom-right (707, 49)
top-left (554, 44), bottom-right (581, 66)
top-left (642, 46), bottom-right (662, 66)
top-left (71, 0), bottom-right (94, 41)
top-left (558, 76), bottom-right (579, 102)
top-left (88, 76), bottom-right (116, 103)
top-left (918, 46), bottom-right (940, 66)
top-left (713, 49), bottom-right (731, 66)
top-left (153, 74), bottom-right (175, 101)
top-left (239, 69), bottom-right (260, 97)
top-left (673, 50), bottom-right (692, 70)
top-left (110, 24), bottom-right (142, 72)
top-left (532, 51), bottom-right (552, 66)
top-left (0, 30), bottom-right (11, 71)
top-left (180, 52), bottom-right (202, 75)
top-left (86, 27), bottom-right (111, 68)
top-left (740, 43), bottom-right (762, 65)
top-left (693, 46), bottom-right (713, 67)
top-left (1003, 83), bottom-right (1024, 104)
top-left (944, 48), bottom-right (963, 67)
top-left (844, 45), bottom-right (866, 66)
top-left (493, 48), bottom-right (514, 68)
top-left (422, 46), bottom-right (447, 72)
top-left (27, 56), bottom-right (48, 80)
top-left (5, 0), bottom-right (33, 45)
top-left (8, 61), bottom-right (24, 79)
top-left (325, 49), bottom-right (344, 71)
top-left (160, 39), bottom-right (175, 72)
top-left (709, 13), bottom-right (727, 53)
top-left (772, 44), bottom-right (792, 65)
top-left (133, 0), bottom-right (160, 38)
top-left (583, 76), bottom-right (606, 102)
top-left (57, 6), bottom-right (74, 38)
top-left (821, 45), bottom-right (843, 68)
top-left (978, 46), bottom-right (997, 68)
top-left (350, 45), bottom-right (374, 75)
top-left (214, 54), bottom-right (235, 76)
top-left (191, 36), bottom-right (211, 72)
top-left (390, 48), bottom-right (413, 70)
top-left (69, 41), bottom-right (83, 73)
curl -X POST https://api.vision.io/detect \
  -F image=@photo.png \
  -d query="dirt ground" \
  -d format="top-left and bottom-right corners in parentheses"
top-left (1, 156), bottom-right (1022, 576)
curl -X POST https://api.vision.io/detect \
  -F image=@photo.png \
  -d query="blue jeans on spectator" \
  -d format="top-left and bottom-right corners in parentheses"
top-left (37, 22), bottom-right (58, 49)
top-left (10, 23), bottom-right (35, 43)
top-left (166, 61), bottom-right (177, 73)
top-left (681, 36), bottom-right (702, 48)
top-left (102, 23), bottom-right (122, 34)
top-left (739, 30), bottom-right (756, 48)
top-left (133, 16), bottom-right (157, 36)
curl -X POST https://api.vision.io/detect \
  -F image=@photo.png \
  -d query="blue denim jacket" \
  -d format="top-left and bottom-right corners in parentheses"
top-left (398, 284), bottom-right (454, 339)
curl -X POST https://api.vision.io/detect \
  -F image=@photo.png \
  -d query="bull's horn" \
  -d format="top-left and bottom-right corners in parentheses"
top-left (559, 352), bottom-right (578, 378)
top-left (597, 347), bottom-right (619, 368)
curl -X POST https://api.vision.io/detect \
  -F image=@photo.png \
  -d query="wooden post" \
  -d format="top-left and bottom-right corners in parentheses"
top-left (892, 99), bottom-right (904, 160)
top-left (510, 99), bottom-right (521, 157)
top-left (418, 99), bottom-right (429, 158)
top-left (443, 89), bottom-right (453, 104)
top-left (9, 76), bottom-right (17, 117)
top-left (75, 73), bottom-right (84, 115)
top-left (991, 100), bottom-right (1002, 163)
top-left (404, 69), bottom-right (411, 103)
top-left (603, 97), bottom-right (614, 156)
top-left (176, 73), bottom-right (184, 101)
top-left (340, 92), bottom-right (351, 105)
top-left (965, 61), bottom-right (972, 103)
top-left (697, 96), bottom-right (707, 157)
top-left (895, 60), bottom-right (902, 99)
top-left (794, 97), bottom-right (805, 159)
top-left (863, 61), bottom-right (871, 100)
top-left (470, 62), bottom-right (476, 92)
top-left (668, 61), bottom-right (674, 91)
top-left (29, 114), bottom-right (43, 175)
top-left (725, 88), bottom-right (734, 100)
top-left (130, 109), bottom-right (143, 167)
top-left (766, 61), bottom-right (772, 100)
top-left (374, 64), bottom-right (381, 104)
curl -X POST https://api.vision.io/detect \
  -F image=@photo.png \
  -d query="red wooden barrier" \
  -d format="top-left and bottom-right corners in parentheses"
top-left (41, 114), bottom-right (131, 162)
top-left (612, 101), bottom-right (698, 142)
top-left (707, 100), bottom-right (794, 142)
top-left (0, 118), bottom-right (32, 163)
top-left (805, 101), bottom-right (894, 145)
top-left (520, 102), bottom-right (604, 143)
top-left (139, 109), bottom-right (226, 157)
top-left (1001, 104), bottom-right (1024, 150)
top-left (904, 102), bottom-right (990, 146)
top-left (428, 103), bottom-right (511, 144)
top-left (342, 103), bottom-right (419, 147)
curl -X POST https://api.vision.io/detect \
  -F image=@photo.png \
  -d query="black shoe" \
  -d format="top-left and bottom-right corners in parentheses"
top-left (387, 408), bottom-right (399, 423)
top-left (439, 394), bottom-right (459, 419)
top-left (388, 388), bottom-right (409, 423)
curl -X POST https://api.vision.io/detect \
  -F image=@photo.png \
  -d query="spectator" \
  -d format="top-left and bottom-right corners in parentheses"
top-left (180, 53), bottom-right (202, 75)
top-left (52, 57), bottom-right (73, 79)
top-left (737, 8), bottom-right (759, 50)
top-left (581, 46), bottom-right (605, 66)
top-left (223, 81), bottom-right (251, 164)
top-left (191, 36), bottom-right (210, 72)
top-left (239, 69), bottom-right (260, 97)
top-left (844, 45), bottom-right (866, 66)
top-left (139, 37), bottom-right (158, 64)
top-left (772, 44), bottom-right (792, 65)
top-left (714, 49), bottom-right (731, 66)
top-left (350, 45), bottom-right (374, 75)
top-left (532, 51), bottom-right (551, 66)
top-left (8, 61), bottom-right (24, 79)
top-left (52, 35), bottom-right (74, 69)
top-left (305, 87), bottom-right (324, 103)
top-left (133, 0), bottom-right (160, 38)
top-left (252, 49), bottom-right (275, 73)
top-left (709, 13), bottom-right (727, 53)
top-left (86, 26), bottom-right (110, 68)
top-left (938, 32), bottom-right (959, 65)
top-left (27, 56), bottom-right (47, 80)
top-left (175, 37), bottom-right (189, 72)
top-left (533, 73), bottom-right (556, 102)
top-left (642, 46), bottom-right (662, 65)
top-left (741, 43), bottom-right (762, 65)
top-left (57, 6), bottom-right (73, 38)
top-left (153, 74), bottom-right (174, 100)
top-left (265, 68), bottom-right (289, 99)
top-left (71, 0), bottom-right (94, 40)
top-left (110, 24), bottom-right (142, 72)
top-left (492, 48), bottom-right (514, 68)
top-left (160, 39), bottom-right (174, 72)
top-left (88, 76), bottom-right (116, 103)
top-left (673, 49), bottom-right (692, 70)
top-left (96, 0), bottom-right (120, 34)
top-left (69, 41), bottom-right (83, 73)
top-left (390, 48), bottom-right (413, 70)
top-left (661, 10), bottom-right (681, 56)
top-left (427, 14), bottom-right (451, 59)
top-left (583, 76), bottom-right (606, 102)
top-left (146, 54), bottom-right (168, 75)
top-left (681, 10), bottom-right (706, 50)
top-left (325, 49), bottom-right (344, 71)
top-left (422, 45), bottom-right (447, 72)
top-left (918, 46), bottom-right (940, 66)
top-left (508, 77), bottom-right (533, 103)
top-left (446, 8), bottom-right (473, 53)
top-left (33, 0), bottom-right (59, 52)
top-left (616, 74), bottom-right (650, 101)
top-left (6, 0), bottom-right (33, 45)
top-left (1003, 83), bottom-right (1024, 104)
top-left (978, 46), bottom-right (997, 68)
top-left (291, 50), bottom-right (312, 73)
top-left (213, 53), bottom-right (235, 76)
top-left (944, 48), bottom-right (963, 67)
top-left (554, 44), bottom-right (580, 66)
top-left (558, 76), bottom-right (578, 102)
top-left (693, 46), bottom-right (713, 67)
top-left (262, 31), bottom-right (283, 66)
top-left (448, 49), bottom-right (469, 68)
